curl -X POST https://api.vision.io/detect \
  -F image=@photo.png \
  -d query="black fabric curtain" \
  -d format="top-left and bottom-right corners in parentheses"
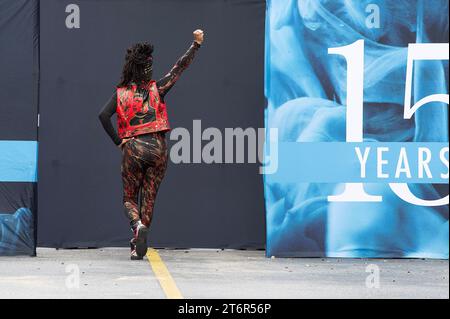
top-left (0, 0), bottom-right (39, 256)
top-left (1, 0), bottom-right (265, 252)
top-left (37, 0), bottom-right (266, 249)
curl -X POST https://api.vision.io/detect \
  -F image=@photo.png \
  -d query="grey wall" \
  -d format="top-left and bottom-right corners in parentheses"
top-left (37, 0), bottom-right (266, 249)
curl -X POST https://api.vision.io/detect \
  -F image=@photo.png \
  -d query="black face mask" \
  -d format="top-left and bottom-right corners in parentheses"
top-left (143, 60), bottom-right (153, 81)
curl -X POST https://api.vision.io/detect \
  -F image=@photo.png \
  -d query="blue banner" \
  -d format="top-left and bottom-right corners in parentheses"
top-left (264, 0), bottom-right (449, 258)
top-left (0, 141), bottom-right (38, 183)
top-left (267, 142), bottom-right (449, 184)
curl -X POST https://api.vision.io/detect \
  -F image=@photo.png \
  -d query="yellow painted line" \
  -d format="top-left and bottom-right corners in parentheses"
top-left (146, 248), bottom-right (183, 299)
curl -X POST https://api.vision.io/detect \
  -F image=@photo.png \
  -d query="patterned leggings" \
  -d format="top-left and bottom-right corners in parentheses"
top-left (121, 132), bottom-right (168, 227)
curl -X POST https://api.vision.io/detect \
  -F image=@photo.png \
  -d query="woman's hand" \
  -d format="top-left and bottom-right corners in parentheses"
top-left (118, 138), bottom-right (132, 150)
top-left (193, 29), bottom-right (204, 45)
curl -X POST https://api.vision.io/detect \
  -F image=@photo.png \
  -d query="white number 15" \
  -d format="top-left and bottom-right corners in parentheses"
top-left (327, 40), bottom-right (449, 206)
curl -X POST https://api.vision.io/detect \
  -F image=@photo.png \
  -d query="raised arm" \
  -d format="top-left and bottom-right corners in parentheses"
top-left (156, 29), bottom-right (204, 99)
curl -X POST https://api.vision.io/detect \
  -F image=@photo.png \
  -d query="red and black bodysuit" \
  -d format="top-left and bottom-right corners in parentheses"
top-left (99, 41), bottom-right (200, 228)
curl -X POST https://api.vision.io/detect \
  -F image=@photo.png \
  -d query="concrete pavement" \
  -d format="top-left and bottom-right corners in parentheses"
top-left (0, 248), bottom-right (448, 299)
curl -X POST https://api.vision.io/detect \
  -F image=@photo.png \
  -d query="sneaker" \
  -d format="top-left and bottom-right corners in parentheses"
top-left (133, 221), bottom-right (149, 257)
top-left (130, 238), bottom-right (143, 260)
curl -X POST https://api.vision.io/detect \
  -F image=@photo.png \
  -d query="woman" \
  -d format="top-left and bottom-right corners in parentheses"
top-left (99, 29), bottom-right (204, 260)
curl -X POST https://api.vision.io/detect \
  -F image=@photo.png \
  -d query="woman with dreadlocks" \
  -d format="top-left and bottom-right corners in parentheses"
top-left (99, 29), bottom-right (204, 260)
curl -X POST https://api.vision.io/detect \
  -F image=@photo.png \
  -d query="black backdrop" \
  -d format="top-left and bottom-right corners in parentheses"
top-left (37, 0), bottom-right (266, 249)
top-left (0, 0), bottom-right (39, 256)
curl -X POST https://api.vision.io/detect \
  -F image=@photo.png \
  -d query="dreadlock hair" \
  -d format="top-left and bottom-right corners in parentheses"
top-left (118, 42), bottom-right (154, 88)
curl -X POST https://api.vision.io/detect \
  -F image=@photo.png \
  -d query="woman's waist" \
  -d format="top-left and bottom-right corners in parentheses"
top-left (135, 131), bottom-right (166, 142)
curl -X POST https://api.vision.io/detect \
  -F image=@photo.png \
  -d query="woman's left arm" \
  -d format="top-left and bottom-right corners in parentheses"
top-left (98, 93), bottom-right (123, 146)
top-left (156, 29), bottom-right (204, 99)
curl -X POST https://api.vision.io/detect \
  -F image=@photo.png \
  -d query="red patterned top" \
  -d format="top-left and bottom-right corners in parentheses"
top-left (116, 81), bottom-right (170, 139)
top-left (99, 41), bottom-right (200, 144)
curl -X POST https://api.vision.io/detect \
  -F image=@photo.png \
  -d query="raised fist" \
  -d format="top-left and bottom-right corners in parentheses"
top-left (193, 29), bottom-right (204, 45)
